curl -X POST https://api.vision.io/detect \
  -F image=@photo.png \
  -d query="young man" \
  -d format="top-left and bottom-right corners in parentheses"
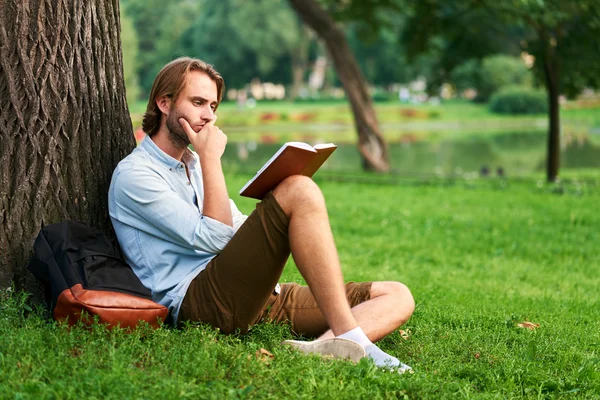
top-left (108, 57), bottom-right (415, 372)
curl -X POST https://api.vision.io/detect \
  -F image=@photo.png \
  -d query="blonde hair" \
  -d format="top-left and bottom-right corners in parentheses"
top-left (142, 57), bottom-right (225, 136)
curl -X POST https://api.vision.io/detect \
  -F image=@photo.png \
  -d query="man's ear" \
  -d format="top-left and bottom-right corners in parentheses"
top-left (156, 96), bottom-right (171, 115)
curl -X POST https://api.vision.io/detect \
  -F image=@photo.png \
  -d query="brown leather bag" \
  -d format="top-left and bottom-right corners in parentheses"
top-left (27, 221), bottom-right (169, 329)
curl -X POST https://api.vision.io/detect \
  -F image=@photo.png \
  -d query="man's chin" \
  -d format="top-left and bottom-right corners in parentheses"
top-left (167, 130), bottom-right (190, 148)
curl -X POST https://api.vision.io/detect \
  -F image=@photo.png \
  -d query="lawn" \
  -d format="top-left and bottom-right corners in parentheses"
top-left (1, 173), bottom-right (599, 399)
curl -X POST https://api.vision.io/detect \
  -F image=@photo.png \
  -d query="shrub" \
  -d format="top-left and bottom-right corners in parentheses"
top-left (489, 86), bottom-right (548, 114)
top-left (452, 55), bottom-right (533, 102)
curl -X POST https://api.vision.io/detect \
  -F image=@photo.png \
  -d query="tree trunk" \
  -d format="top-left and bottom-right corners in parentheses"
top-left (289, 25), bottom-right (310, 100)
top-left (542, 43), bottom-right (560, 182)
top-left (288, 0), bottom-right (390, 172)
top-left (0, 0), bottom-right (136, 295)
top-left (545, 75), bottom-right (560, 182)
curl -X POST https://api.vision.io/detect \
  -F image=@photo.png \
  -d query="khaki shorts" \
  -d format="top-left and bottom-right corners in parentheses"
top-left (179, 192), bottom-right (372, 337)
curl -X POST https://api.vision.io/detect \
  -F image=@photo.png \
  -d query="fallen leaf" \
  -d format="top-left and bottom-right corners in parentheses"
top-left (70, 347), bottom-right (82, 357)
top-left (399, 329), bottom-right (410, 340)
top-left (474, 353), bottom-right (480, 359)
top-left (255, 348), bottom-right (274, 363)
top-left (517, 321), bottom-right (540, 330)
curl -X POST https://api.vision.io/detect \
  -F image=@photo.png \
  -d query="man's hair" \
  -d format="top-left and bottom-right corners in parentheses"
top-left (142, 57), bottom-right (225, 136)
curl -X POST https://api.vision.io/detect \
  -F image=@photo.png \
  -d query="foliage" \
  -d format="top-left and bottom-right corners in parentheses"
top-left (119, 7), bottom-right (140, 103)
top-left (489, 86), bottom-right (548, 115)
top-left (177, 0), bottom-right (302, 89)
top-left (121, 0), bottom-right (202, 96)
top-left (403, 0), bottom-right (600, 97)
top-left (402, 0), bottom-right (600, 181)
top-left (2, 175), bottom-right (600, 398)
top-left (347, 21), bottom-right (433, 87)
top-left (452, 55), bottom-right (533, 102)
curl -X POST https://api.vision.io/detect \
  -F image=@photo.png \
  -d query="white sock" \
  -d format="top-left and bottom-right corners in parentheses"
top-left (338, 327), bottom-right (410, 370)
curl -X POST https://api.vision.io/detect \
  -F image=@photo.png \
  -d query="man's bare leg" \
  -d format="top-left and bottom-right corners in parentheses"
top-left (272, 175), bottom-right (358, 336)
top-left (317, 281), bottom-right (415, 341)
top-left (273, 176), bottom-right (413, 370)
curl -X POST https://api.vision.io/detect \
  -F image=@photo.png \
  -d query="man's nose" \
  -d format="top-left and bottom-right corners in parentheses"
top-left (200, 106), bottom-right (214, 121)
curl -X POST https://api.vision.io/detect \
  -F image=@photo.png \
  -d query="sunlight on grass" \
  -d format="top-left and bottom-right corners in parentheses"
top-left (2, 174), bottom-right (599, 398)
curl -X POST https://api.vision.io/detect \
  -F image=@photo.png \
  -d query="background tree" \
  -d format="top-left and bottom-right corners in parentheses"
top-left (122, 0), bottom-right (201, 97)
top-left (345, 7), bottom-right (433, 89)
top-left (288, 0), bottom-right (397, 171)
top-left (178, 0), bottom-right (300, 90)
top-left (0, 0), bottom-right (135, 293)
top-left (451, 55), bottom-right (533, 103)
top-left (403, 0), bottom-right (600, 181)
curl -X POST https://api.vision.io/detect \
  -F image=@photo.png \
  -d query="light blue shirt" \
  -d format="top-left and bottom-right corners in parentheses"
top-left (108, 136), bottom-right (247, 324)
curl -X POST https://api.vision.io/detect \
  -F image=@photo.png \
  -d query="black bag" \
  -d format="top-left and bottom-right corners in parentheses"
top-left (27, 220), bottom-right (168, 329)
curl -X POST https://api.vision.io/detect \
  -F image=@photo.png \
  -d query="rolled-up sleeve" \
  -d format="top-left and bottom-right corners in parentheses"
top-left (230, 200), bottom-right (248, 231)
top-left (110, 166), bottom-right (234, 254)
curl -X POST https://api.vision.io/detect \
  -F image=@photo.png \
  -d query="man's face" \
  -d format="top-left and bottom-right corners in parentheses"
top-left (164, 71), bottom-right (218, 147)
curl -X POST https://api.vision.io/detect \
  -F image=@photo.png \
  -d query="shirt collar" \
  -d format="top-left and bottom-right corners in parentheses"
top-left (140, 135), bottom-right (198, 170)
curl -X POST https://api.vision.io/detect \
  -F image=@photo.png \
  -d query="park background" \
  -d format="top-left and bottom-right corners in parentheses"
top-left (1, 0), bottom-right (599, 398)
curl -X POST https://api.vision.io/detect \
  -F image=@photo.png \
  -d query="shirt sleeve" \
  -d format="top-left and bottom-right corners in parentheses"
top-left (110, 165), bottom-right (235, 254)
top-left (230, 199), bottom-right (248, 231)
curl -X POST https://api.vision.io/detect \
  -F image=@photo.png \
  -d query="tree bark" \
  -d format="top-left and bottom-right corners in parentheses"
top-left (0, 0), bottom-right (136, 295)
top-left (545, 71), bottom-right (560, 182)
top-left (541, 37), bottom-right (560, 182)
top-left (288, 0), bottom-right (390, 171)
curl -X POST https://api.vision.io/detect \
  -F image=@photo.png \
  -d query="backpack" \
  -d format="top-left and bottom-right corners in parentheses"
top-left (27, 220), bottom-right (168, 329)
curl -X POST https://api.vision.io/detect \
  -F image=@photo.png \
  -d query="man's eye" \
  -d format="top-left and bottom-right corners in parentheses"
top-left (193, 101), bottom-right (202, 106)
top-left (210, 104), bottom-right (217, 111)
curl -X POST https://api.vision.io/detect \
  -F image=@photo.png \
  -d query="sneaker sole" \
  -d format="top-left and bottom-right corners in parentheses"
top-left (282, 338), bottom-right (367, 363)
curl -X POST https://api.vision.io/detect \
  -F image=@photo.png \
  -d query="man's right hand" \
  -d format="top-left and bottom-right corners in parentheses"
top-left (179, 117), bottom-right (227, 161)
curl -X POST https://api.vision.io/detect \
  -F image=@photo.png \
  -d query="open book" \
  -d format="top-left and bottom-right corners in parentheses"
top-left (239, 142), bottom-right (337, 199)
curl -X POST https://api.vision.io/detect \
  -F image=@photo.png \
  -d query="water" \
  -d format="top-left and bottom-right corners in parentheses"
top-left (222, 130), bottom-right (600, 178)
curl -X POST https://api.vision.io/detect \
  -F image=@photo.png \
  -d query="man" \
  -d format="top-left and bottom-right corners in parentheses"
top-left (108, 57), bottom-right (415, 372)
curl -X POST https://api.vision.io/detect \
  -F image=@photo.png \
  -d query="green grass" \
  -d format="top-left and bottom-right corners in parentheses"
top-left (2, 174), bottom-right (600, 398)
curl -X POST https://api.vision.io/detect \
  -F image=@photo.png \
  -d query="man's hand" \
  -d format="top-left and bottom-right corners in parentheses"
top-left (179, 117), bottom-right (227, 161)
top-left (179, 116), bottom-right (233, 227)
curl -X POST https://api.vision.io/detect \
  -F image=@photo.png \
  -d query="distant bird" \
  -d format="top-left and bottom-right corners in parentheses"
top-left (496, 167), bottom-right (505, 177)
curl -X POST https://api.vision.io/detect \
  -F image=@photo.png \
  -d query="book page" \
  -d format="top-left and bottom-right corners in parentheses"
top-left (287, 142), bottom-right (317, 151)
top-left (313, 143), bottom-right (335, 150)
top-left (300, 144), bottom-right (337, 177)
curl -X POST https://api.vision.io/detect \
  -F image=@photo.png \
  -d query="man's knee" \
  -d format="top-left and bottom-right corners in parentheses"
top-left (271, 175), bottom-right (325, 216)
top-left (372, 281), bottom-right (415, 320)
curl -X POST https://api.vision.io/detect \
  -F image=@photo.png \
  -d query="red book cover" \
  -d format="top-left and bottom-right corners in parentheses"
top-left (239, 142), bottom-right (336, 199)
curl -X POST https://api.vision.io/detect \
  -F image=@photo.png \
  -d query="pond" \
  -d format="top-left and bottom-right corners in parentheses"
top-left (221, 130), bottom-right (600, 178)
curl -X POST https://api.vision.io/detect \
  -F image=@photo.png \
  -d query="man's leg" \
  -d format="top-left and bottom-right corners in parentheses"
top-left (317, 282), bottom-right (415, 341)
top-left (178, 192), bottom-right (291, 333)
top-left (260, 281), bottom-right (414, 340)
top-left (271, 175), bottom-right (357, 336)
top-left (271, 176), bottom-right (413, 370)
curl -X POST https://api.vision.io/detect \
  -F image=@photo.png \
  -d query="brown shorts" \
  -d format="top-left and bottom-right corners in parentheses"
top-left (257, 281), bottom-right (372, 337)
top-left (178, 192), bottom-right (372, 337)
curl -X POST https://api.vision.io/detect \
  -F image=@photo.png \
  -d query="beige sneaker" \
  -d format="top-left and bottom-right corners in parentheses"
top-left (282, 338), bottom-right (367, 363)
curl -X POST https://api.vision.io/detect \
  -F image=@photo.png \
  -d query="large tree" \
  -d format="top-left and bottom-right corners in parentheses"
top-left (288, 0), bottom-right (392, 172)
top-left (403, 0), bottom-right (600, 181)
top-left (0, 0), bottom-right (135, 294)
